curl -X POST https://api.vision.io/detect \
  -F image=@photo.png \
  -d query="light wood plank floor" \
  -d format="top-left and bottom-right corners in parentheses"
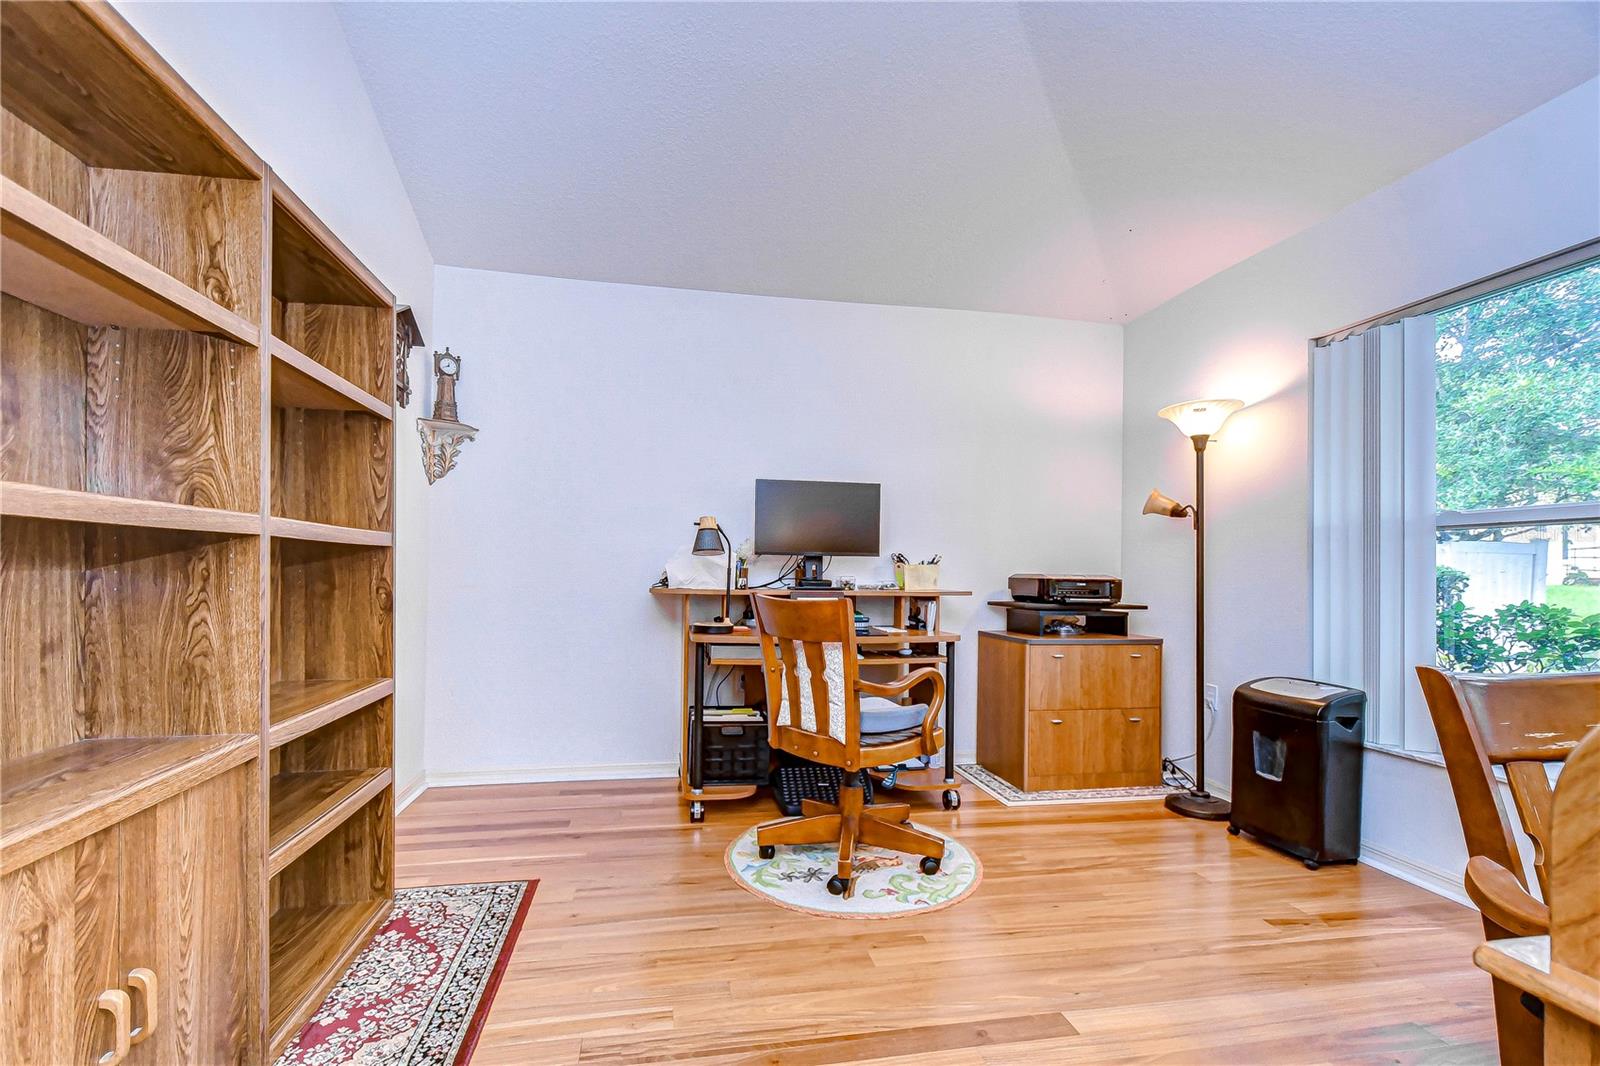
top-left (397, 778), bottom-right (1497, 1064)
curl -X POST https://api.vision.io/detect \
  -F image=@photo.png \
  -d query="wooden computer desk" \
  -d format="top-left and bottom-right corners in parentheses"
top-left (651, 587), bottom-right (971, 821)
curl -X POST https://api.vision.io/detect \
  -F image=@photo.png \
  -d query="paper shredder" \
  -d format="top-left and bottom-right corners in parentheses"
top-left (1228, 677), bottom-right (1366, 869)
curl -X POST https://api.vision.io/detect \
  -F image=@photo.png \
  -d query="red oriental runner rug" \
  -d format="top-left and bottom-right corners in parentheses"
top-left (276, 880), bottom-right (536, 1066)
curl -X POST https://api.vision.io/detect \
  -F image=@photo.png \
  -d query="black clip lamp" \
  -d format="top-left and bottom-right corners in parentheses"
top-left (1144, 397), bottom-right (1243, 822)
top-left (689, 516), bottom-right (735, 635)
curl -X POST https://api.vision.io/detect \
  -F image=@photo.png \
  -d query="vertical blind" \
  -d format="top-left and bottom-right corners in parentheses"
top-left (1310, 315), bottom-right (1440, 752)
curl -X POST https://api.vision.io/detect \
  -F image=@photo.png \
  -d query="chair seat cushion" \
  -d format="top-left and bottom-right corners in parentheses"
top-left (861, 696), bottom-right (927, 734)
top-left (862, 727), bottom-right (925, 749)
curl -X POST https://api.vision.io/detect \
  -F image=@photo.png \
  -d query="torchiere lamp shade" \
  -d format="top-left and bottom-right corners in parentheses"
top-left (692, 516), bottom-right (724, 556)
top-left (1157, 398), bottom-right (1243, 440)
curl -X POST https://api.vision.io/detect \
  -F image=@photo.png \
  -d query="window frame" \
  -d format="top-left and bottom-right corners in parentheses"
top-left (1310, 240), bottom-right (1600, 756)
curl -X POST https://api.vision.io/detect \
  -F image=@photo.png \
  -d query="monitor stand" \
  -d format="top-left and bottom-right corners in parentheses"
top-left (793, 554), bottom-right (831, 588)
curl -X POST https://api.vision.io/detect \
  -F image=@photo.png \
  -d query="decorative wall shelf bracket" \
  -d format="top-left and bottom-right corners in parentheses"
top-left (418, 418), bottom-right (478, 484)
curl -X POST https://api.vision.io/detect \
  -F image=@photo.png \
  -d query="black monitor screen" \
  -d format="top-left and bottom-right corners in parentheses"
top-left (754, 479), bottom-right (880, 558)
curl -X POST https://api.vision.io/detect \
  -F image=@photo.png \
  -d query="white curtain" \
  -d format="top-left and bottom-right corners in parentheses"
top-left (1311, 315), bottom-right (1439, 752)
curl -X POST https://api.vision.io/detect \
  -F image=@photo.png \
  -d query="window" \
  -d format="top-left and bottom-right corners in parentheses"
top-left (1312, 255), bottom-right (1600, 754)
top-left (1434, 264), bottom-right (1600, 676)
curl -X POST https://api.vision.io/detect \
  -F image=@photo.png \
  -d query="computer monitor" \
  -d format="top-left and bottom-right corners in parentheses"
top-left (754, 479), bottom-right (880, 587)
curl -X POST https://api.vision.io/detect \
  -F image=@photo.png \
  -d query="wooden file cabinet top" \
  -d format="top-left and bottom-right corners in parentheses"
top-left (977, 631), bottom-right (1163, 792)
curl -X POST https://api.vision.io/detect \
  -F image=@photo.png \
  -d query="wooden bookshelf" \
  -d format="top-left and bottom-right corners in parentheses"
top-left (268, 895), bottom-right (391, 1045)
top-left (0, 734), bottom-right (258, 876)
top-left (271, 336), bottom-right (392, 418)
top-left (268, 767), bottom-right (392, 875)
top-left (0, 481), bottom-right (261, 534)
top-left (269, 678), bottom-right (394, 748)
top-left (0, 6), bottom-right (397, 1063)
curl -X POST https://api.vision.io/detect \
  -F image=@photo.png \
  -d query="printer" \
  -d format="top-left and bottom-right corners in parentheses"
top-left (996, 574), bottom-right (1139, 636)
top-left (1007, 574), bottom-right (1123, 607)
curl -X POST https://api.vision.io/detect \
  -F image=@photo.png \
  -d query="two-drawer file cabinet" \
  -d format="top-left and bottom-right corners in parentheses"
top-left (976, 631), bottom-right (1163, 790)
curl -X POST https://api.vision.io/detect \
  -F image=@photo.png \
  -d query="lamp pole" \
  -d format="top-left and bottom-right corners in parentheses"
top-left (1165, 433), bottom-right (1231, 820)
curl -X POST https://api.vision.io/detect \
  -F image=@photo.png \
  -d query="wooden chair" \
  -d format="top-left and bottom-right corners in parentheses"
top-left (1416, 667), bottom-right (1600, 1065)
top-left (1474, 723), bottom-right (1600, 1064)
top-left (751, 594), bottom-right (947, 898)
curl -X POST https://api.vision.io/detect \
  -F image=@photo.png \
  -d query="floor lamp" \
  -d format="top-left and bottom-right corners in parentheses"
top-left (1144, 397), bottom-right (1244, 821)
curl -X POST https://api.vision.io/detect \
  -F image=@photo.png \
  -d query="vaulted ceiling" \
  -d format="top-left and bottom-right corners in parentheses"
top-left (338, 2), bottom-right (1598, 323)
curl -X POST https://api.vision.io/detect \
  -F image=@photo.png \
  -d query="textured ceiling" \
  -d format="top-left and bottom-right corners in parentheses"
top-left (338, 1), bottom-right (1598, 322)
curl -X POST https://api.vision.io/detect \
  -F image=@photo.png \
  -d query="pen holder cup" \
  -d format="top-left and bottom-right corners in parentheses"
top-left (903, 563), bottom-right (939, 589)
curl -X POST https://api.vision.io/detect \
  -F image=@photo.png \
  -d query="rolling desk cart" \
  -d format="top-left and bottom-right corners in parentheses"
top-left (652, 587), bottom-right (969, 821)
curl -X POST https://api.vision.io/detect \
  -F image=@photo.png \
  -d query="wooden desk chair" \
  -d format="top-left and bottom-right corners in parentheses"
top-left (1474, 723), bottom-right (1600, 1064)
top-left (1416, 667), bottom-right (1600, 1065)
top-left (751, 594), bottom-right (946, 898)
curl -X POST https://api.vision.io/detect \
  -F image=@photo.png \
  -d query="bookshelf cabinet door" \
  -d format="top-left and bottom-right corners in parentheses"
top-left (1, 823), bottom-right (121, 1066)
top-left (1, 764), bottom-right (259, 1065)
top-left (118, 763), bottom-right (259, 1065)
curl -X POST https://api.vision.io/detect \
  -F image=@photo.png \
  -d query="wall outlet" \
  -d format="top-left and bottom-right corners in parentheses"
top-left (1204, 684), bottom-right (1219, 714)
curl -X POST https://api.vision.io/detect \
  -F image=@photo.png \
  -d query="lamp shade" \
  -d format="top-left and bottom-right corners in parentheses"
top-left (1157, 398), bottom-right (1244, 439)
top-left (692, 516), bottom-right (724, 556)
top-left (1142, 489), bottom-right (1192, 518)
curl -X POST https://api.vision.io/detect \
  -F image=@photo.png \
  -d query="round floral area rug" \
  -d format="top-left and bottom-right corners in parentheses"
top-left (725, 822), bottom-right (981, 918)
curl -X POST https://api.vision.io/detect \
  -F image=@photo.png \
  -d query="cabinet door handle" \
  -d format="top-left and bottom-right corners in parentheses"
top-left (1128, 716), bottom-right (1143, 723)
top-left (1130, 653), bottom-right (1143, 659)
top-left (1050, 718), bottom-right (1063, 725)
top-left (96, 989), bottom-right (131, 1066)
top-left (128, 967), bottom-right (158, 1045)
top-left (1051, 653), bottom-right (1065, 659)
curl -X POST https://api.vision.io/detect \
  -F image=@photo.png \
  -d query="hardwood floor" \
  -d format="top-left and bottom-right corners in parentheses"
top-left (396, 778), bottom-right (1498, 1064)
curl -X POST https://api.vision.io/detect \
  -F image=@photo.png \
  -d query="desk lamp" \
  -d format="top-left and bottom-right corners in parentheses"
top-left (1144, 397), bottom-right (1243, 821)
top-left (690, 516), bottom-right (735, 635)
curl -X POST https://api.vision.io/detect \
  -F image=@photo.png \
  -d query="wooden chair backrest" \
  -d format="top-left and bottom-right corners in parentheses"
top-left (1417, 667), bottom-right (1600, 897)
top-left (1549, 724), bottom-right (1600, 981)
top-left (752, 595), bottom-right (865, 771)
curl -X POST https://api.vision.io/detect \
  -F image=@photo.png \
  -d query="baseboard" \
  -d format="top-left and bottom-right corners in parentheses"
top-left (1357, 840), bottom-right (1470, 907)
top-left (395, 772), bottom-right (428, 813)
top-left (421, 761), bottom-right (680, 791)
top-left (1201, 779), bottom-right (1466, 906)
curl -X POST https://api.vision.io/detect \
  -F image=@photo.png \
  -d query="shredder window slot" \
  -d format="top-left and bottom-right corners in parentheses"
top-left (1253, 731), bottom-right (1287, 782)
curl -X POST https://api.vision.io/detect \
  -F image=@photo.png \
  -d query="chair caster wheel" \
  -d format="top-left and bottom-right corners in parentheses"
top-left (827, 876), bottom-right (850, 896)
top-left (689, 802), bottom-right (704, 823)
top-left (1227, 825), bottom-right (1241, 836)
top-left (758, 844), bottom-right (775, 859)
top-left (920, 856), bottom-right (941, 875)
top-left (942, 789), bottom-right (961, 810)
top-left (1303, 859), bottom-right (1321, 870)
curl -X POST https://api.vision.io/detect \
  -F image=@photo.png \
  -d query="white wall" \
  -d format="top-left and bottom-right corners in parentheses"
top-left (112, 2), bottom-right (437, 796)
top-left (1120, 79), bottom-right (1600, 898)
top-left (425, 268), bottom-right (1123, 782)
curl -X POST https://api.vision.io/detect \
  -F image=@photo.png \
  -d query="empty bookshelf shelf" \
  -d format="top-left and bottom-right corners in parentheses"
top-left (269, 678), bottom-right (394, 749)
top-left (1, 734), bottom-right (258, 876)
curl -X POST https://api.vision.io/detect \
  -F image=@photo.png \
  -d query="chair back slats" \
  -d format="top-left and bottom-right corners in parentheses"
top-left (1503, 762), bottom-right (1556, 897)
top-left (753, 595), bottom-right (863, 768)
top-left (1453, 672), bottom-right (1600, 763)
top-left (802, 640), bottom-right (832, 742)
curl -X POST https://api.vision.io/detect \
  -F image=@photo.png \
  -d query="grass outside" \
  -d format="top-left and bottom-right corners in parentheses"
top-left (1548, 584), bottom-right (1600, 617)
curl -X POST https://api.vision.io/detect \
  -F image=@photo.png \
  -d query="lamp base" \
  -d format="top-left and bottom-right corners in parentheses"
top-left (1164, 789), bottom-right (1231, 821)
top-left (690, 619), bottom-right (734, 635)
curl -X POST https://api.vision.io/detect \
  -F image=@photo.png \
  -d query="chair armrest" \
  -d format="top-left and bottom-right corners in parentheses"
top-left (858, 667), bottom-right (944, 705)
top-left (1466, 856), bottom-right (1549, 939)
top-left (858, 669), bottom-right (945, 757)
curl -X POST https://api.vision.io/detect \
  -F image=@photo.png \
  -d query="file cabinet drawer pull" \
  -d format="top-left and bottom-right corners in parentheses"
top-left (96, 989), bottom-right (131, 1066)
top-left (128, 967), bottom-right (158, 1045)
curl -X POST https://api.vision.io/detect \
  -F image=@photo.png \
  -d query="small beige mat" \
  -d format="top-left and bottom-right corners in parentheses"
top-left (724, 822), bottom-right (980, 919)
